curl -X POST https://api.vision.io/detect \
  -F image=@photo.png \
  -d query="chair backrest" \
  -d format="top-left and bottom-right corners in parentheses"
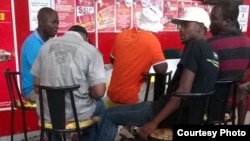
top-left (163, 48), bottom-right (182, 59)
top-left (4, 69), bottom-right (23, 108)
top-left (36, 85), bottom-right (80, 130)
top-left (174, 91), bottom-right (215, 124)
top-left (143, 71), bottom-right (172, 101)
top-left (207, 80), bottom-right (237, 124)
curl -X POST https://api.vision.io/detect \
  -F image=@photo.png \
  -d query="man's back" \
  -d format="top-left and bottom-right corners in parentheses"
top-left (108, 28), bottom-right (166, 104)
top-left (208, 31), bottom-right (250, 81)
top-left (31, 31), bottom-right (106, 121)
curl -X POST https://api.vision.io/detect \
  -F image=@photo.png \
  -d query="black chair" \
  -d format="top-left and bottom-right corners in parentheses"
top-left (142, 71), bottom-right (172, 101)
top-left (36, 85), bottom-right (100, 141)
top-left (206, 80), bottom-right (238, 125)
top-left (148, 90), bottom-right (215, 141)
top-left (163, 48), bottom-right (182, 59)
top-left (4, 69), bottom-right (37, 141)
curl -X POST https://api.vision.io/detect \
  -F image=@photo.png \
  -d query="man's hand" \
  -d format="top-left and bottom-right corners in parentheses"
top-left (138, 121), bottom-right (158, 140)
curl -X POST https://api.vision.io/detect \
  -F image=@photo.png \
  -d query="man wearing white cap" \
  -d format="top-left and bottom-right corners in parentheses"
top-left (97, 7), bottom-right (219, 141)
top-left (107, 6), bottom-right (167, 106)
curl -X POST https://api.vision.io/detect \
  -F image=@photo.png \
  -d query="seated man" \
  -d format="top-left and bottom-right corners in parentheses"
top-left (97, 7), bottom-right (219, 141)
top-left (208, 0), bottom-right (250, 125)
top-left (31, 25), bottom-right (106, 141)
top-left (107, 6), bottom-right (168, 105)
top-left (21, 7), bottom-right (59, 102)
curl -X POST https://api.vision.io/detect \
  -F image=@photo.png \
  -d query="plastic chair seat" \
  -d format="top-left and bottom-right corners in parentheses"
top-left (149, 128), bottom-right (173, 141)
top-left (41, 116), bottom-right (100, 130)
top-left (147, 90), bottom-right (215, 141)
top-left (15, 99), bottom-right (37, 108)
top-left (36, 84), bottom-right (99, 141)
top-left (4, 69), bottom-right (36, 141)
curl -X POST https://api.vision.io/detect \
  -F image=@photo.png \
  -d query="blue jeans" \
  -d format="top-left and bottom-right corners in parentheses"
top-left (96, 102), bottom-right (154, 141)
top-left (49, 99), bottom-right (106, 141)
top-left (81, 99), bottom-right (106, 141)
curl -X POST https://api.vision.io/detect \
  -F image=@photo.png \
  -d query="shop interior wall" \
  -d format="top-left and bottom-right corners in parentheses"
top-left (0, 0), bottom-right (250, 137)
top-left (14, 0), bottom-right (250, 64)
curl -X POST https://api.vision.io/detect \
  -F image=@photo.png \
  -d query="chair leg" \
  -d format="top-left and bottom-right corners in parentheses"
top-left (40, 128), bottom-right (44, 141)
top-left (21, 109), bottom-right (28, 141)
top-left (63, 133), bottom-right (66, 141)
top-left (10, 107), bottom-right (14, 141)
top-left (48, 132), bottom-right (52, 141)
top-left (78, 131), bottom-right (81, 141)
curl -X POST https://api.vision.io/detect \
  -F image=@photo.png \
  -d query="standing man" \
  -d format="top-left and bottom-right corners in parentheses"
top-left (20, 7), bottom-right (59, 101)
top-left (107, 6), bottom-right (168, 105)
top-left (31, 25), bottom-right (106, 141)
top-left (208, 0), bottom-right (250, 124)
top-left (97, 7), bottom-right (219, 141)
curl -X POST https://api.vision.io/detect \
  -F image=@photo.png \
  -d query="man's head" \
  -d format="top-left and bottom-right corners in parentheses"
top-left (136, 6), bottom-right (164, 32)
top-left (210, 1), bottom-right (239, 36)
top-left (37, 7), bottom-right (59, 41)
top-left (171, 7), bottom-right (210, 44)
top-left (68, 25), bottom-right (90, 43)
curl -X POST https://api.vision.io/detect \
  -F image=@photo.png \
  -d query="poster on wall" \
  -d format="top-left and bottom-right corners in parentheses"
top-left (55, 0), bottom-right (75, 32)
top-left (132, 0), bottom-right (164, 28)
top-left (132, 0), bottom-right (143, 27)
top-left (177, 0), bottom-right (192, 17)
top-left (0, 0), bottom-right (17, 108)
top-left (97, 0), bottom-right (115, 32)
top-left (28, 0), bottom-right (52, 31)
top-left (28, 0), bottom-right (250, 33)
top-left (238, 5), bottom-right (249, 32)
top-left (163, 0), bottom-right (178, 31)
top-left (76, 0), bottom-right (95, 32)
top-left (115, 0), bottom-right (132, 32)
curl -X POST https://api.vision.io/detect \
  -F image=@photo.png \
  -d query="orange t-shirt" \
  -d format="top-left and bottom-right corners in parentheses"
top-left (107, 28), bottom-right (166, 104)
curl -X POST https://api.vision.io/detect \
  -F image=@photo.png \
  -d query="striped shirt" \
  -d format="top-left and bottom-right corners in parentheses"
top-left (208, 30), bottom-right (250, 81)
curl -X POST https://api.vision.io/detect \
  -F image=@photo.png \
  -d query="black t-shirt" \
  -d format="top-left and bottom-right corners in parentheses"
top-left (151, 39), bottom-right (219, 126)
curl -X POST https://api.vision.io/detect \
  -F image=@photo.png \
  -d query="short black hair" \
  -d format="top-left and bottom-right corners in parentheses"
top-left (217, 0), bottom-right (239, 22)
top-left (68, 25), bottom-right (88, 36)
top-left (68, 25), bottom-right (91, 43)
top-left (37, 7), bottom-right (57, 21)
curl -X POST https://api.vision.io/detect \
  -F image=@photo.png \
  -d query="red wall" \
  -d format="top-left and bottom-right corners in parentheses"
top-left (14, 0), bottom-right (250, 64)
top-left (0, 0), bottom-right (250, 137)
top-left (14, 0), bottom-right (187, 64)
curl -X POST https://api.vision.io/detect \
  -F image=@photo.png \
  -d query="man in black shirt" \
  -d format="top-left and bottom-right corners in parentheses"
top-left (97, 7), bottom-right (219, 141)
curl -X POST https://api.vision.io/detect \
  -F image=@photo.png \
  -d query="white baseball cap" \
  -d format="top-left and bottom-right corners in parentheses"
top-left (171, 7), bottom-right (211, 30)
top-left (136, 6), bottom-right (164, 32)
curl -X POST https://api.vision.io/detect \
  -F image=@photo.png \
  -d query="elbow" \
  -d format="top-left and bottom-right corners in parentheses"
top-left (154, 63), bottom-right (168, 74)
top-left (89, 83), bottom-right (106, 99)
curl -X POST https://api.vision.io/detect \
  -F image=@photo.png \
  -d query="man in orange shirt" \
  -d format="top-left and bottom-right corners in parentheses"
top-left (107, 6), bottom-right (168, 105)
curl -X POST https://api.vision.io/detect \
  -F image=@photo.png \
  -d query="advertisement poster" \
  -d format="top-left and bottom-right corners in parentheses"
top-left (0, 0), bottom-right (16, 108)
top-left (98, 0), bottom-right (115, 32)
top-left (132, 0), bottom-right (143, 27)
top-left (76, 0), bottom-right (95, 32)
top-left (238, 5), bottom-right (249, 32)
top-left (177, 0), bottom-right (192, 17)
top-left (115, 0), bottom-right (132, 32)
top-left (163, 0), bottom-right (178, 31)
top-left (55, 0), bottom-right (75, 33)
top-left (28, 0), bottom-right (51, 31)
